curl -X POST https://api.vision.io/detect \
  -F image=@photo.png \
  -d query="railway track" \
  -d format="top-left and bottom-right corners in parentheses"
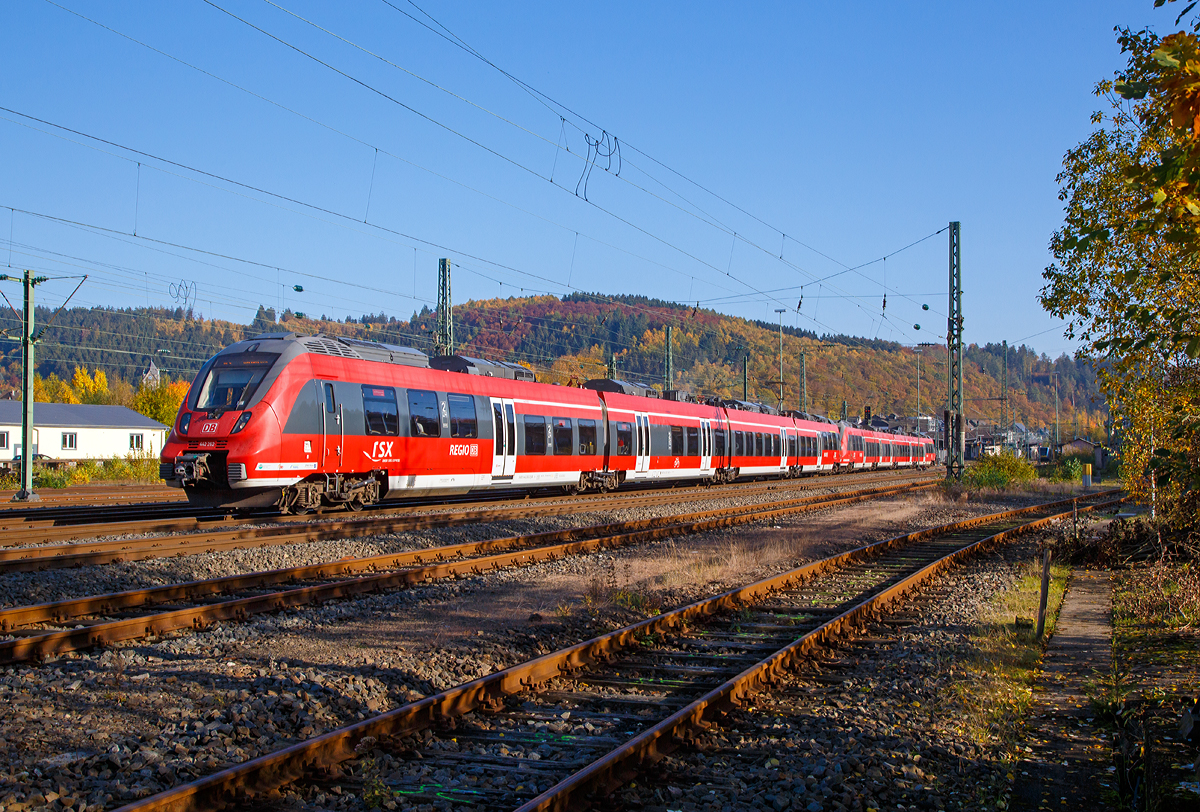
top-left (107, 489), bottom-right (1124, 812)
top-left (0, 479), bottom-right (933, 664)
top-left (0, 471), bottom-right (934, 573)
top-left (0, 483), bottom-right (182, 509)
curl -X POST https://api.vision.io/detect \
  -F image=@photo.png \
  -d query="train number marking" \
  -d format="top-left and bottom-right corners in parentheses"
top-left (449, 444), bottom-right (479, 457)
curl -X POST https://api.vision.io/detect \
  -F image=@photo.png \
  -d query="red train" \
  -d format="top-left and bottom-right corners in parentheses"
top-left (160, 332), bottom-right (936, 511)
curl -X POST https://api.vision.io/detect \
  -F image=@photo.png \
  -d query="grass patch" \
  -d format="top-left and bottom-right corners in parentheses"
top-left (0, 452), bottom-right (161, 490)
top-left (954, 557), bottom-right (1071, 745)
top-left (1108, 564), bottom-right (1200, 811)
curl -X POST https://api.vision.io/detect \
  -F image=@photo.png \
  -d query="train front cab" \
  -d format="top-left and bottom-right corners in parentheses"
top-left (161, 337), bottom-right (294, 510)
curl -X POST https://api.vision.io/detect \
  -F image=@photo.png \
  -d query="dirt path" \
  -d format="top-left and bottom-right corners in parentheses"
top-left (1011, 569), bottom-right (1115, 811)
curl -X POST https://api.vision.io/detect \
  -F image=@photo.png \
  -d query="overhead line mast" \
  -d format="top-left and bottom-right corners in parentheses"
top-left (434, 258), bottom-right (453, 356)
top-left (946, 222), bottom-right (964, 481)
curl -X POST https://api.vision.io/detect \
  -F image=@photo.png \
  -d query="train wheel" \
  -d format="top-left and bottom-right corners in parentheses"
top-left (345, 498), bottom-right (364, 512)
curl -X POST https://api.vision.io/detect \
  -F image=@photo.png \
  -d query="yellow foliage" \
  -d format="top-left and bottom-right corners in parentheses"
top-left (70, 366), bottom-right (109, 404)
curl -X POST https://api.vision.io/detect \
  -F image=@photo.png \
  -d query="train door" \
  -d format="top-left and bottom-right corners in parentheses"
top-left (320, 381), bottom-right (341, 472)
top-left (699, 419), bottom-right (712, 473)
top-left (634, 413), bottom-right (651, 474)
top-left (779, 428), bottom-right (787, 471)
top-left (489, 397), bottom-right (516, 478)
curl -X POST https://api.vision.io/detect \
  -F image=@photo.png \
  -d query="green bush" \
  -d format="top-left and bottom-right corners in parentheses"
top-left (964, 453), bottom-right (1038, 490)
top-left (1046, 456), bottom-right (1084, 483)
top-left (34, 467), bottom-right (73, 489)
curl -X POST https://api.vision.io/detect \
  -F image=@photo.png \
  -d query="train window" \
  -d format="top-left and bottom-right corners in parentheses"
top-left (615, 422), bottom-right (633, 455)
top-left (362, 386), bottom-right (399, 436)
top-left (408, 389), bottom-right (440, 437)
top-left (788, 435), bottom-right (797, 457)
top-left (505, 404), bottom-right (516, 455)
top-left (553, 417), bottom-right (573, 455)
top-left (714, 428), bottom-right (726, 456)
top-left (193, 353), bottom-right (280, 412)
top-left (524, 416), bottom-right (547, 455)
top-left (448, 394), bottom-right (477, 439)
top-left (493, 403), bottom-right (504, 455)
top-left (750, 432), bottom-right (759, 457)
top-left (773, 434), bottom-right (781, 457)
top-left (578, 420), bottom-right (597, 455)
top-left (324, 383), bottom-right (336, 414)
top-left (733, 431), bottom-right (742, 456)
top-left (670, 425), bottom-right (683, 455)
top-left (685, 426), bottom-right (698, 457)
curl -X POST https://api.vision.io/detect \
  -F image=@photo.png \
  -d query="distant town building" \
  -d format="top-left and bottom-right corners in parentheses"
top-left (0, 402), bottom-right (167, 462)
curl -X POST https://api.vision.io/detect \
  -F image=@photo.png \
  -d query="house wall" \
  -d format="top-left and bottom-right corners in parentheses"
top-left (0, 425), bottom-right (167, 461)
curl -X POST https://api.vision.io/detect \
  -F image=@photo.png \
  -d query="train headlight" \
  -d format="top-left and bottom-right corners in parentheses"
top-left (179, 412), bottom-right (191, 435)
top-left (231, 412), bottom-right (252, 434)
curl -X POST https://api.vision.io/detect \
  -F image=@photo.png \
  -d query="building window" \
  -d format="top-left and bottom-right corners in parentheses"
top-left (0, 431), bottom-right (7, 450)
top-left (129, 433), bottom-right (144, 451)
top-left (62, 432), bottom-right (77, 451)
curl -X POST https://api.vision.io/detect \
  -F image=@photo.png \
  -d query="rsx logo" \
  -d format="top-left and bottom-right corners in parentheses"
top-left (370, 441), bottom-right (394, 459)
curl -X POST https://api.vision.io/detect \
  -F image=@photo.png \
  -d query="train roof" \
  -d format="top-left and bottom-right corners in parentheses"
top-left (239, 332), bottom-right (430, 368)
top-left (429, 355), bottom-right (536, 382)
top-left (583, 379), bottom-right (661, 398)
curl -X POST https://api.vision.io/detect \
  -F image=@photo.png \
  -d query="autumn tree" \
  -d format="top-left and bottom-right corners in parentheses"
top-left (1043, 16), bottom-right (1200, 540)
top-left (132, 378), bottom-right (190, 426)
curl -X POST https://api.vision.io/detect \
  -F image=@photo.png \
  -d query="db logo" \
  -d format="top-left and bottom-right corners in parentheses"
top-left (370, 441), bottom-right (394, 459)
top-left (201, 422), bottom-right (218, 433)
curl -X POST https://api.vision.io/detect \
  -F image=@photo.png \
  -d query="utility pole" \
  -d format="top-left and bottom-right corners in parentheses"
top-left (2, 271), bottom-right (47, 502)
top-left (916, 351), bottom-right (921, 428)
top-left (800, 350), bottom-right (807, 414)
top-left (665, 325), bottom-right (674, 391)
top-left (742, 354), bottom-right (749, 401)
top-left (434, 258), bottom-right (453, 356)
top-left (775, 308), bottom-right (786, 411)
top-left (946, 221), bottom-right (965, 481)
top-left (607, 353), bottom-right (617, 380)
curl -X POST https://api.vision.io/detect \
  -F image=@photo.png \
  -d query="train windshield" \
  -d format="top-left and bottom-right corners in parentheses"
top-left (192, 352), bottom-right (280, 412)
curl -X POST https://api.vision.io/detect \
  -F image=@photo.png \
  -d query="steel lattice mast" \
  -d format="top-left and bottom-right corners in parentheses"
top-left (435, 258), bottom-right (453, 356)
top-left (947, 222), bottom-right (965, 480)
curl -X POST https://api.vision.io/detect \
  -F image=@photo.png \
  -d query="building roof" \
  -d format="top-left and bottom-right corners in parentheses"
top-left (0, 401), bottom-right (167, 430)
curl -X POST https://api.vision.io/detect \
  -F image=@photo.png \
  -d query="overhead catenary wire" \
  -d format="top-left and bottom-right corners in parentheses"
top-left (375, 0), bottom-right (949, 308)
top-left (35, 5), bottom-right (940, 348)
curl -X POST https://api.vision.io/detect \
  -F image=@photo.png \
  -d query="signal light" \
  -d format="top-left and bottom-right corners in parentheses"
top-left (179, 412), bottom-right (192, 435)
top-left (231, 412), bottom-right (252, 434)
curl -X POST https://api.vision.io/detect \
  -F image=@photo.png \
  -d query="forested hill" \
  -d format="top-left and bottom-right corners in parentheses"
top-left (0, 293), bottom-right (1106, 438)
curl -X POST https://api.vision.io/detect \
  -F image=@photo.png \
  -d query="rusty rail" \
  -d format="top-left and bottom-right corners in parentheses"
top-left (0, 471), bottom-right (932, 572)
top-left (108, 489), bottom-right (1122, 812)
top-left (0, 480), bottom-right (932, 664)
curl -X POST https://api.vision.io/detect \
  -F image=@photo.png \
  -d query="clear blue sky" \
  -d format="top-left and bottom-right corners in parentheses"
top-left (0, 1), bottom-right (1168, 367)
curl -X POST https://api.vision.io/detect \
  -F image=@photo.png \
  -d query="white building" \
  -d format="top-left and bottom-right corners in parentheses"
top-left (0, 402), bottom-right (168, 462)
